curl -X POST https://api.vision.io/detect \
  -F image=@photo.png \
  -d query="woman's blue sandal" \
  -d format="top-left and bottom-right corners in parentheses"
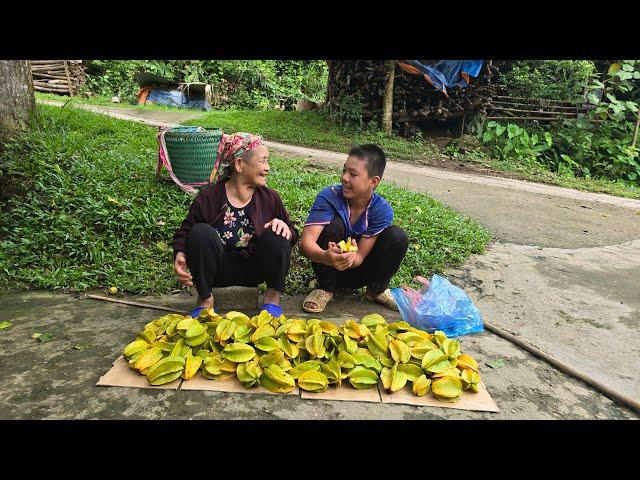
top-left (190, 306), bottom-right (215, 318)
top-left (261, 303), bottom-right (283, 318)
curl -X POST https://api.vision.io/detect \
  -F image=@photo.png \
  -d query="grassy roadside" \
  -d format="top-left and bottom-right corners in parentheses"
top-left (36, 94), bottom-right (640, 199)
top-left (0, 104), bottom-right (491, 295)
top-left (186, 110), bottom-right (640, 200)
top-left (35, 92), bottom-right (197, 112)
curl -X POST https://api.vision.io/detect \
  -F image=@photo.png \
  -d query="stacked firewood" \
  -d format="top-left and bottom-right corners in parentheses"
top-left (31, 60), bottom-right (86, 95)
top-left (326, 60), bottom-right (498, 136)
top-left (486, 93), bottom-right (593, 123)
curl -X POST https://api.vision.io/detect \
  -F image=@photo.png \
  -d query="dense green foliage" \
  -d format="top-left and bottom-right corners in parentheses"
top-left (498, 60), bottom-right (596, 100)
top-left (482, 60), bottom-right (640, 186)
top-left (0, 105), bottom-right (490, 294)
top-left (82, 60), bottom-right (328, 109)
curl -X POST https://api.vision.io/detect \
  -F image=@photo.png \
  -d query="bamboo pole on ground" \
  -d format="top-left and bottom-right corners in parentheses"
top-left (85, 294), bottom-right (189, 315)
top-left (483, 320), bottom-right (640, 414)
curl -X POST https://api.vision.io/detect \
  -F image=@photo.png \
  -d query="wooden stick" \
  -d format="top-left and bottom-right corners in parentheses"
top-left (33, 89), bottom-right (70, 94)
top-left (33, 85), bottom-right (70, 91)
top-left (85, 294), bottom-right (189, 315)
top-left (35, 79), bottom-right (69, 85)
top-left (491, 107), bottom-right (578, 117)
top-left (33, 82), bottom-right (68, 91)
top-left (63, 60), bottom-right (73, 96)
top-left (33, 85), bottom-right (70, 92)
top-left (491, 101), bottom-right (587, 111)
top-left (31, 66), bottom-right (67, 72)
top-left (483, 320), bottom-right (640, 414)
top-left (32, 72), bottom-right (69, 80)
top-left (33, 79), bottom-right (68, 84)
top-left (494, 95), bottom-right (583, 105)
top-left (485, 116), bottom-right (574, 121)
top-left (31, 60), bottom-right (67, 65)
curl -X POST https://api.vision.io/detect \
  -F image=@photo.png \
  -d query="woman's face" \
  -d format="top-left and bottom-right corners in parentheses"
top-left (238, 145), bottom-right (270, 187)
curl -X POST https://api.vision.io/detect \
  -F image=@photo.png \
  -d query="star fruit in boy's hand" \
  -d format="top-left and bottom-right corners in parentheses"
top-left (338, 237), bottom-right (358, 253)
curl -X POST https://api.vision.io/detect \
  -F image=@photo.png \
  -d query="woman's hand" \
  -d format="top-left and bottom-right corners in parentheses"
top-left (174, 252), bottom-right (193, 287)
top-left (264, 218), bottom-right (292, 240)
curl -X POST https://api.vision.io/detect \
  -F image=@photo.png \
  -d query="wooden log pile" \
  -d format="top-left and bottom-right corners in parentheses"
top-left (326, 60), bottom-right (498, 137)
top-left (485, 93), bottom-right (594, 123)
top-left (31, 60), bottom-right (86, 95)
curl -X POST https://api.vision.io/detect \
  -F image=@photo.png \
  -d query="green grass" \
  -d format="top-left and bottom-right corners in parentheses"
top-left (35, 91), bottom-right (204, 112)
top-left (488, 158), bottom-right (640, 199)
top-left (447, 148), bottom-right (640, 199)
top-left (0, 104), bottom-right (491, 295)
top-left (38, 95), bottom-right (640, 199)
top-left (184, 109), bottom-right (440, 162)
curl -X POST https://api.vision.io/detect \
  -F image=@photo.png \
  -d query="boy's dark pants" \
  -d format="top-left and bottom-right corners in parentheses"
top-left (311, 216), bottom-right (409, 295)
top-left (185, 223), bottom-right (291, 300)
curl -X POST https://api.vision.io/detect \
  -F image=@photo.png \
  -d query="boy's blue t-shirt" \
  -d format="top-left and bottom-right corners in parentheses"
top-left (304, 185), bottom-right (394, 238)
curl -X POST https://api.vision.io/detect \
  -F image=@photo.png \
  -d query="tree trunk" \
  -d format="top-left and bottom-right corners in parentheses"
top-left (381, 60), bottom-right (395, 135)
top-left (326, 60), bottom-right (333, 112)
top-left (0, 60), bottom-right (35, 143)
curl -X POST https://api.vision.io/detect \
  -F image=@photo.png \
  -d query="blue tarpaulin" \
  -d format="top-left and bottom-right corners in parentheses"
top-left (401, 60), bottom-right (484, 95)
top-left (145, 89), bottom-right (212, 110)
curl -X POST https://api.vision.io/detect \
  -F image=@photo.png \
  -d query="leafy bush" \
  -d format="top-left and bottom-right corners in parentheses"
top-left (482, 60), bottom-right (640, 185)
top-left (499, 60), bottom-right (596, 100)
top-left (83, 60), bottom-right (180, 100)
top-left (82, 60), bottom-right (328, 110)
top-left (335, 93), bottom-right (364, 131)
top-left (481, 121), bottom-right (552, 166)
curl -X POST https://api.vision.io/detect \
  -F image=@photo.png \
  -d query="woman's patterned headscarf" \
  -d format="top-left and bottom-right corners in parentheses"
top-left (210, 132), bottom-right (264, 183)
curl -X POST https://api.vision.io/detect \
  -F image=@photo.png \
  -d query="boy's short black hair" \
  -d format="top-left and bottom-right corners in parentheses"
top-left (348, 144), bottom-right (387, 179)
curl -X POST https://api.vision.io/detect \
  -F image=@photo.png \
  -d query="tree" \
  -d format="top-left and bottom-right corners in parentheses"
top-left (381, 60), bottom-right (395, 134)
top-left (0, 61), bottom-right (35, 144)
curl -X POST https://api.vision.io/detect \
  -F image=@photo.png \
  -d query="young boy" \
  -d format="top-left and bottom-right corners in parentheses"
top-left (299, 144), bottom-right (409, 313)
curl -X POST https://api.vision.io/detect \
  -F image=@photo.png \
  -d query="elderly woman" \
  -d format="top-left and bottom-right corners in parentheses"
top-left (172, 132), bottom-right (298, 318)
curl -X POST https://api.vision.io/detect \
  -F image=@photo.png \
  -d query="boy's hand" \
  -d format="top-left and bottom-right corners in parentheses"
top-left (326, 243), bottom-right (357, 271)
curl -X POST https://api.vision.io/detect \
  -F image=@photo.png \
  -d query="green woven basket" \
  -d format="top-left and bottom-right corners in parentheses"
top-left (164, 128), bottom-right (223, 184)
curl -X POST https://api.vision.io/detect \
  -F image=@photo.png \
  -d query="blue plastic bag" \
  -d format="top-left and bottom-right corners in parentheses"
top-left (391, 274), bottom-right (484, 337)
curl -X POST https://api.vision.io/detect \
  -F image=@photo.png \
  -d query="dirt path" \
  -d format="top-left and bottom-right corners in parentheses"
top-left (31, 99), bottom-right (640, 413)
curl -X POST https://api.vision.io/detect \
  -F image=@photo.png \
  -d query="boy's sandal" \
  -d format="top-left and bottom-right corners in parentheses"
top-left (303, 289), bottom-right (333, 313)
top-left (366, 288), bottom-right (399, 311)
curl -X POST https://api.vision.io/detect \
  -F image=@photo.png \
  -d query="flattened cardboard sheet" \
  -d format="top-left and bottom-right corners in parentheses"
top-left (378, 381), bottom-right (499, 412)
top-left (300, 383), bottom-right (382, 403)
top-left (180, 372), bottom-right (299, 396)
top-left (96, 357), bottom-right (182, 389)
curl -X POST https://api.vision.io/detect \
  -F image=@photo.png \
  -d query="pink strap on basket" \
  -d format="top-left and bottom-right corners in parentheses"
top-left (156, 129), bottom-right (210, 196)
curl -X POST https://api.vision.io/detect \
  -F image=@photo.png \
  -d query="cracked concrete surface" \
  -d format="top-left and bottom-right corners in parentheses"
top-left (0, 291), bottom-right (636, 419)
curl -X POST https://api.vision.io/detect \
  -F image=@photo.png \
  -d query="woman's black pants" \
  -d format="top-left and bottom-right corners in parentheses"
top-left (311, 216), bottom-right (409, 296)
top-left (185, 223), bottom-right (291, 300)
